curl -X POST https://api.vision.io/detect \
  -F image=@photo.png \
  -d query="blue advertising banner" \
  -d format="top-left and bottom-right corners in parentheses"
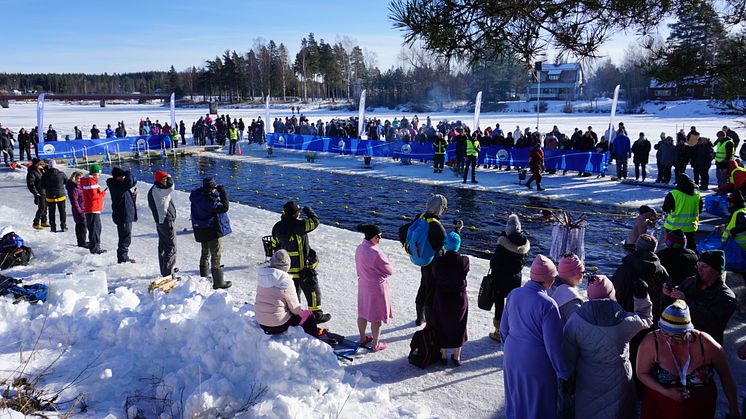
top-left (267, 133), bottom-right (609, 174)
top-left (38, 135), bottom-right (174, 160)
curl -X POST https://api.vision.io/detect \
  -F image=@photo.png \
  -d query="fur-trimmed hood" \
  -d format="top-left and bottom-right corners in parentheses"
top-left (498, 233), bottom-right (530, 255)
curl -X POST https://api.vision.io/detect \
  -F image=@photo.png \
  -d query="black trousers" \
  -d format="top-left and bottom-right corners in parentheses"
top-left (116, 222), bottom-right (133, 263)
top-left (75, 221), bottom-right (87, 247)
top-left (634, 162), bottom-right (647, 180)
top-left (463, 155), bottom-right (477, 181)
top-left (658, 164), bottom-right (672, 183)
top-left (86, 213), bottom-right (102, 253)
top-left (692, 165), bottom-right (710, 189)
top-left (616, 157), bottom-right (628, 179)
top-left (156, 221), bottom-right (177, 276)
top-left (47, 200), bottom-right (67, 230)
top-left (295, 268), bottom-right (323, 311)
top-left (33, 196), bottom-right (47, 225)
top-left (415, 265), bottom-right (435, 322)
top-left (19, 144), bottom-right (31, 161)
top-left (3, 149), bottom-right (14, 167)
top-left (260, 312), bottom-right (320, 337)
top-left (229, 141), bottom-right (237, 155)
top-left (433, 154), bottom-right (445, 171)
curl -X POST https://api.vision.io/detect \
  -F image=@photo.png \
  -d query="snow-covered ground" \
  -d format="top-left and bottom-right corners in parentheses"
top-left (0, 102), bottom-right (745, 418)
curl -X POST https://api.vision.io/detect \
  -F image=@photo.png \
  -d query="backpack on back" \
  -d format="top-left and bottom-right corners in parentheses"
top-left (408, 326), bottom-right (440, 368)
top-left (404, 216), bottom-right (436, 266)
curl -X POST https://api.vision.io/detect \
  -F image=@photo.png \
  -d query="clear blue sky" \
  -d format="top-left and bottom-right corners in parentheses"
top-left (4, 0), bottom-right (641, 74)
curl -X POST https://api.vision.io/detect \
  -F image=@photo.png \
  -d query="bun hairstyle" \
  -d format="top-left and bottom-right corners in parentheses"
top-left (357, 224), bottom-right (382, 241)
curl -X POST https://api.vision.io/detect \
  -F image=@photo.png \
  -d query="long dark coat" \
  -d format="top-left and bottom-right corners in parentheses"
top-left (431, 251), bottom-right (469, 348)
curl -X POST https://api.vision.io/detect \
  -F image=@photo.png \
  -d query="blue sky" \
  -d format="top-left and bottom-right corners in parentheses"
top-left (4, 0), bottom-right (644, 74)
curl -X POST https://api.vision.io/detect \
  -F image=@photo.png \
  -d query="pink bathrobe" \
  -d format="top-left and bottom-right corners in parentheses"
top-left (355, 239), bottom-right (394, 323)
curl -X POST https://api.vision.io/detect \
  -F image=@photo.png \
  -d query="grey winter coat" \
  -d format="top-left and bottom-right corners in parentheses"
top-left (563, 296), bottom-right (653, 419)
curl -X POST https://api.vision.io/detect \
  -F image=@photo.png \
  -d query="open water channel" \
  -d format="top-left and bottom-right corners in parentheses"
top-left (105, 154), bottom-right (640, 273)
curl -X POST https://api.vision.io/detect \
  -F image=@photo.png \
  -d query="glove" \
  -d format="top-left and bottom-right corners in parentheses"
top-left (302, 206), bottom-right (314, 216)
top-left (215, 185), bottom-right (225, 193)
top-left (33, 195), bottom-right (39, 205)
top-left (633, 279), bottom-right (649, 299)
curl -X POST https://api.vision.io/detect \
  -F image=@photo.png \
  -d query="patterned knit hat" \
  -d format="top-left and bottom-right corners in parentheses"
top-left (664, 229), bottom-right (687, 249)
top-left (658, 300), bottom-right (694, 334)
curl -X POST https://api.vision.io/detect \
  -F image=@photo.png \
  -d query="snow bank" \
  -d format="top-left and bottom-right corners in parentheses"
top-left (0, 277), bottom-right (416, 418)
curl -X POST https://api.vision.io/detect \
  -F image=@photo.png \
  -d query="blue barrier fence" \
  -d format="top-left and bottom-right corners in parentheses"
top-left (38, 135), bottom-right (174, 160)
top-left (267, 133), bottom-right (610, 174)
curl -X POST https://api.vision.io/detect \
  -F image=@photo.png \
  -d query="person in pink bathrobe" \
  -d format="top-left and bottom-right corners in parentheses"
top-left (355, 224), bottom-right (394, 351)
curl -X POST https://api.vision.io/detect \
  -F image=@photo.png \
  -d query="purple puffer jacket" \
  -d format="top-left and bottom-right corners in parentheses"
top-left (65, 180), bottom-right (85, 224)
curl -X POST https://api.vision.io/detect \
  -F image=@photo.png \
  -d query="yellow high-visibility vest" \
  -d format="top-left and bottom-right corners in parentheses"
top-left (664, 189), bottom-right (700, 233)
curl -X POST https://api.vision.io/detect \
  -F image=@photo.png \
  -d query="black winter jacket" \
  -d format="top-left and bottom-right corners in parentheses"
top-left (26, 167), bottom-right (45, 197)
top-left (106, 172), bottom-right (138, 225)
top-left (42, 168), bottom-right (67, 199)
top-left (663, 275), bottom-right (736, 344)
top-left (611, 250), bottom-right (669, 322)
top-left (656, 247), bottom-right (698, 286)
top-left (489, 232), bottom-right (530, 285)
top-left (272, 206), bottom-right (320, 279)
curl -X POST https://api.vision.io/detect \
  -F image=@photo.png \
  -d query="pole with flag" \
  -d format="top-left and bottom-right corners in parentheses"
top-left (474, 91), bottom-right (482, 131)
top-left (170, 93), bottom-right (176, 129)
top-left (608, 85), bottom-right (620, 140)
top-left (358, 89), bottom-right (367, 139)
top-left (265, 95), bottom-right (271, 135)
top-left (36, 93), bottom-right (45, 145)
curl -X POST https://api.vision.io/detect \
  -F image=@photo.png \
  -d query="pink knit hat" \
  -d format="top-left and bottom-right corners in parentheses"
top-left (587, 275), bottom-right (616, 300)
top-left (530, 254), bottom-right (557, 283)
top-left (558, 254), bottom-right (584, 280)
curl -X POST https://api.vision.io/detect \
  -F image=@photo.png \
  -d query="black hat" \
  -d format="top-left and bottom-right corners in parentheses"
top-left (283, 201), bottom-right (300, 216)
top-left (31, 158), bottom-right (41, 166)
top-left (639, 205), bottom-right (656, 215)
top-left (202, 177), bottom-right (217, 189)
top-left (699, 250), bottom-right (725, 272)
top-left (357, 224), bottom-right (382, 241)
top-left (111, 167), bottom-right (125, 178)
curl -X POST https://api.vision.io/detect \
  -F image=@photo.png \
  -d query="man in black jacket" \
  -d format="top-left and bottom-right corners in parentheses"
top-left (42, 160), bottom-right (68, 232)
top-left (272, 201), bottom-right (330, 323)
top-left (662, 250), bottom-right (736, 344)
top-left (106, 167), bottom-right (137, 263)
top-left (148, 171), bottom-right (177, 277)
top-left (656, 229), bottom-right (697, 287)
top-left (26, 158), bottom-right (48, 229)
top-left (0, 126), bottom-right (14, 168)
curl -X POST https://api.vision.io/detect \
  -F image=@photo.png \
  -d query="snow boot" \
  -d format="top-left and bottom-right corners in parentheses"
top-left (489, 318), bottom-right (501, 342)
top-left (313, 310), bottom-right (331, 324)
top-left (199, 265), bottom-right (210, 278)
top-left (211, 267), bottom-right (232, 289)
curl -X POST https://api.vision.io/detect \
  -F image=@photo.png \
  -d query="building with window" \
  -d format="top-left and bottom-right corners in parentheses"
top-left (527, 63), bottom-right (583, 100)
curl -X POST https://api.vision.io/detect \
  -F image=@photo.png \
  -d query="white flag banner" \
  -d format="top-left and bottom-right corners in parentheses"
top-left (609, 84), bottom-right (621, 139)
top-left (358, 89), bottom-right (367, 138)
top-left (37, 93), bottom-right (45, 143)
top-left (474, 91), bottom-right (482, 131)
top-left (265, 95), bottom-right (271, 133)
top-left (170, 93), bottom-right (176, 129)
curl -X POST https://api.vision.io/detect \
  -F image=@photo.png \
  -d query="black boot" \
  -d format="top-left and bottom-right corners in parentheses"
top-left (415, 304), bottom-right (425, 326)
top-left (313, 310), bottom-right (331, 323)
top-left (211, 267), bottom-right (232, 289)
top-left (199, 265), bottom-right (210, 278)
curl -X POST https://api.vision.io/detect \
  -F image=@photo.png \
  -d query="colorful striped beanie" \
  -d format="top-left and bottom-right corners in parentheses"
top-left (658, 300), bottom-right (694, 334)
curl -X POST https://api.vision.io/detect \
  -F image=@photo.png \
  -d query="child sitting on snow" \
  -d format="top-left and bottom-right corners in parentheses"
top-left (625, 205), bottom-right (657, 249)
top-left (255, 249), bottom-right (324, 338)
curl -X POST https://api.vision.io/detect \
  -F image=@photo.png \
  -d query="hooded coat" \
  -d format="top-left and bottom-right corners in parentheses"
top-left (611, 250), bottom-right (669, 322)
top-left (431, 250), bottom-right (470, 348)
top-left (254, 266), bottom-right (302, 327)
top-left (42, 167), bottom-right (67, 200)
top-left (65, 179), bottom-right (85, 224)
top-left (189, 186), bottom-right (231, 242)
top-left (562, 296), bottom-right (653, 419)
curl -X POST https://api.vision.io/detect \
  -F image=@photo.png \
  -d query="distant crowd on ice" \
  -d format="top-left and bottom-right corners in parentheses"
top-left (5, 137), bottom-right (746, 418)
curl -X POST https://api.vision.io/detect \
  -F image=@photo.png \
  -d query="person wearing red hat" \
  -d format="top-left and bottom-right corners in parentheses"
top-left (148, 171), bottom-right (177, 277)
top-left (501, 254), bottom-right (572, 419)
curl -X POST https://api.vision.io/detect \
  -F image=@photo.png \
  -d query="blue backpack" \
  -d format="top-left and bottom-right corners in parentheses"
top-left (405, 216), bottom-right (437, 266)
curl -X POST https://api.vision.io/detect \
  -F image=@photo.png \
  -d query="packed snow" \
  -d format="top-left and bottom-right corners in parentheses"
top-left (0, 101), bottom-right (744, 418)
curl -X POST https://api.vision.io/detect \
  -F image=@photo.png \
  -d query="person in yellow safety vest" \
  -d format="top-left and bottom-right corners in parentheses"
top-left (463, 131), bottom-right (481, 184)
top-left (228, 124), bottom-right (239, 155)
top-left (721, 191), bottom-right (746, 250)
top-left (713, 130), bottom-right (734, 187)
top-left (433, 132), bottom-right (448, 173)
top-left (662, 173), bottom-right (703, 252)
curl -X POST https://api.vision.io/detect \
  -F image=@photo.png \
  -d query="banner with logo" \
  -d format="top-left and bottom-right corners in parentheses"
top-left (36, 93), bottom-right (45, 144)
top-left (38, 135), bottom-right (174, 160)
top-left (267, 133), bottom-right (609, 173)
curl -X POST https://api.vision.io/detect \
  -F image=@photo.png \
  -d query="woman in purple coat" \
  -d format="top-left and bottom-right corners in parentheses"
top-left (432, 231), bottom-right (469, 366)
top-left (65, 171), bottom-right (86, 248)
top-left (355, 224), bottom-right (394, 351)
top-left (501, 254), bottom-right (572, 419)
